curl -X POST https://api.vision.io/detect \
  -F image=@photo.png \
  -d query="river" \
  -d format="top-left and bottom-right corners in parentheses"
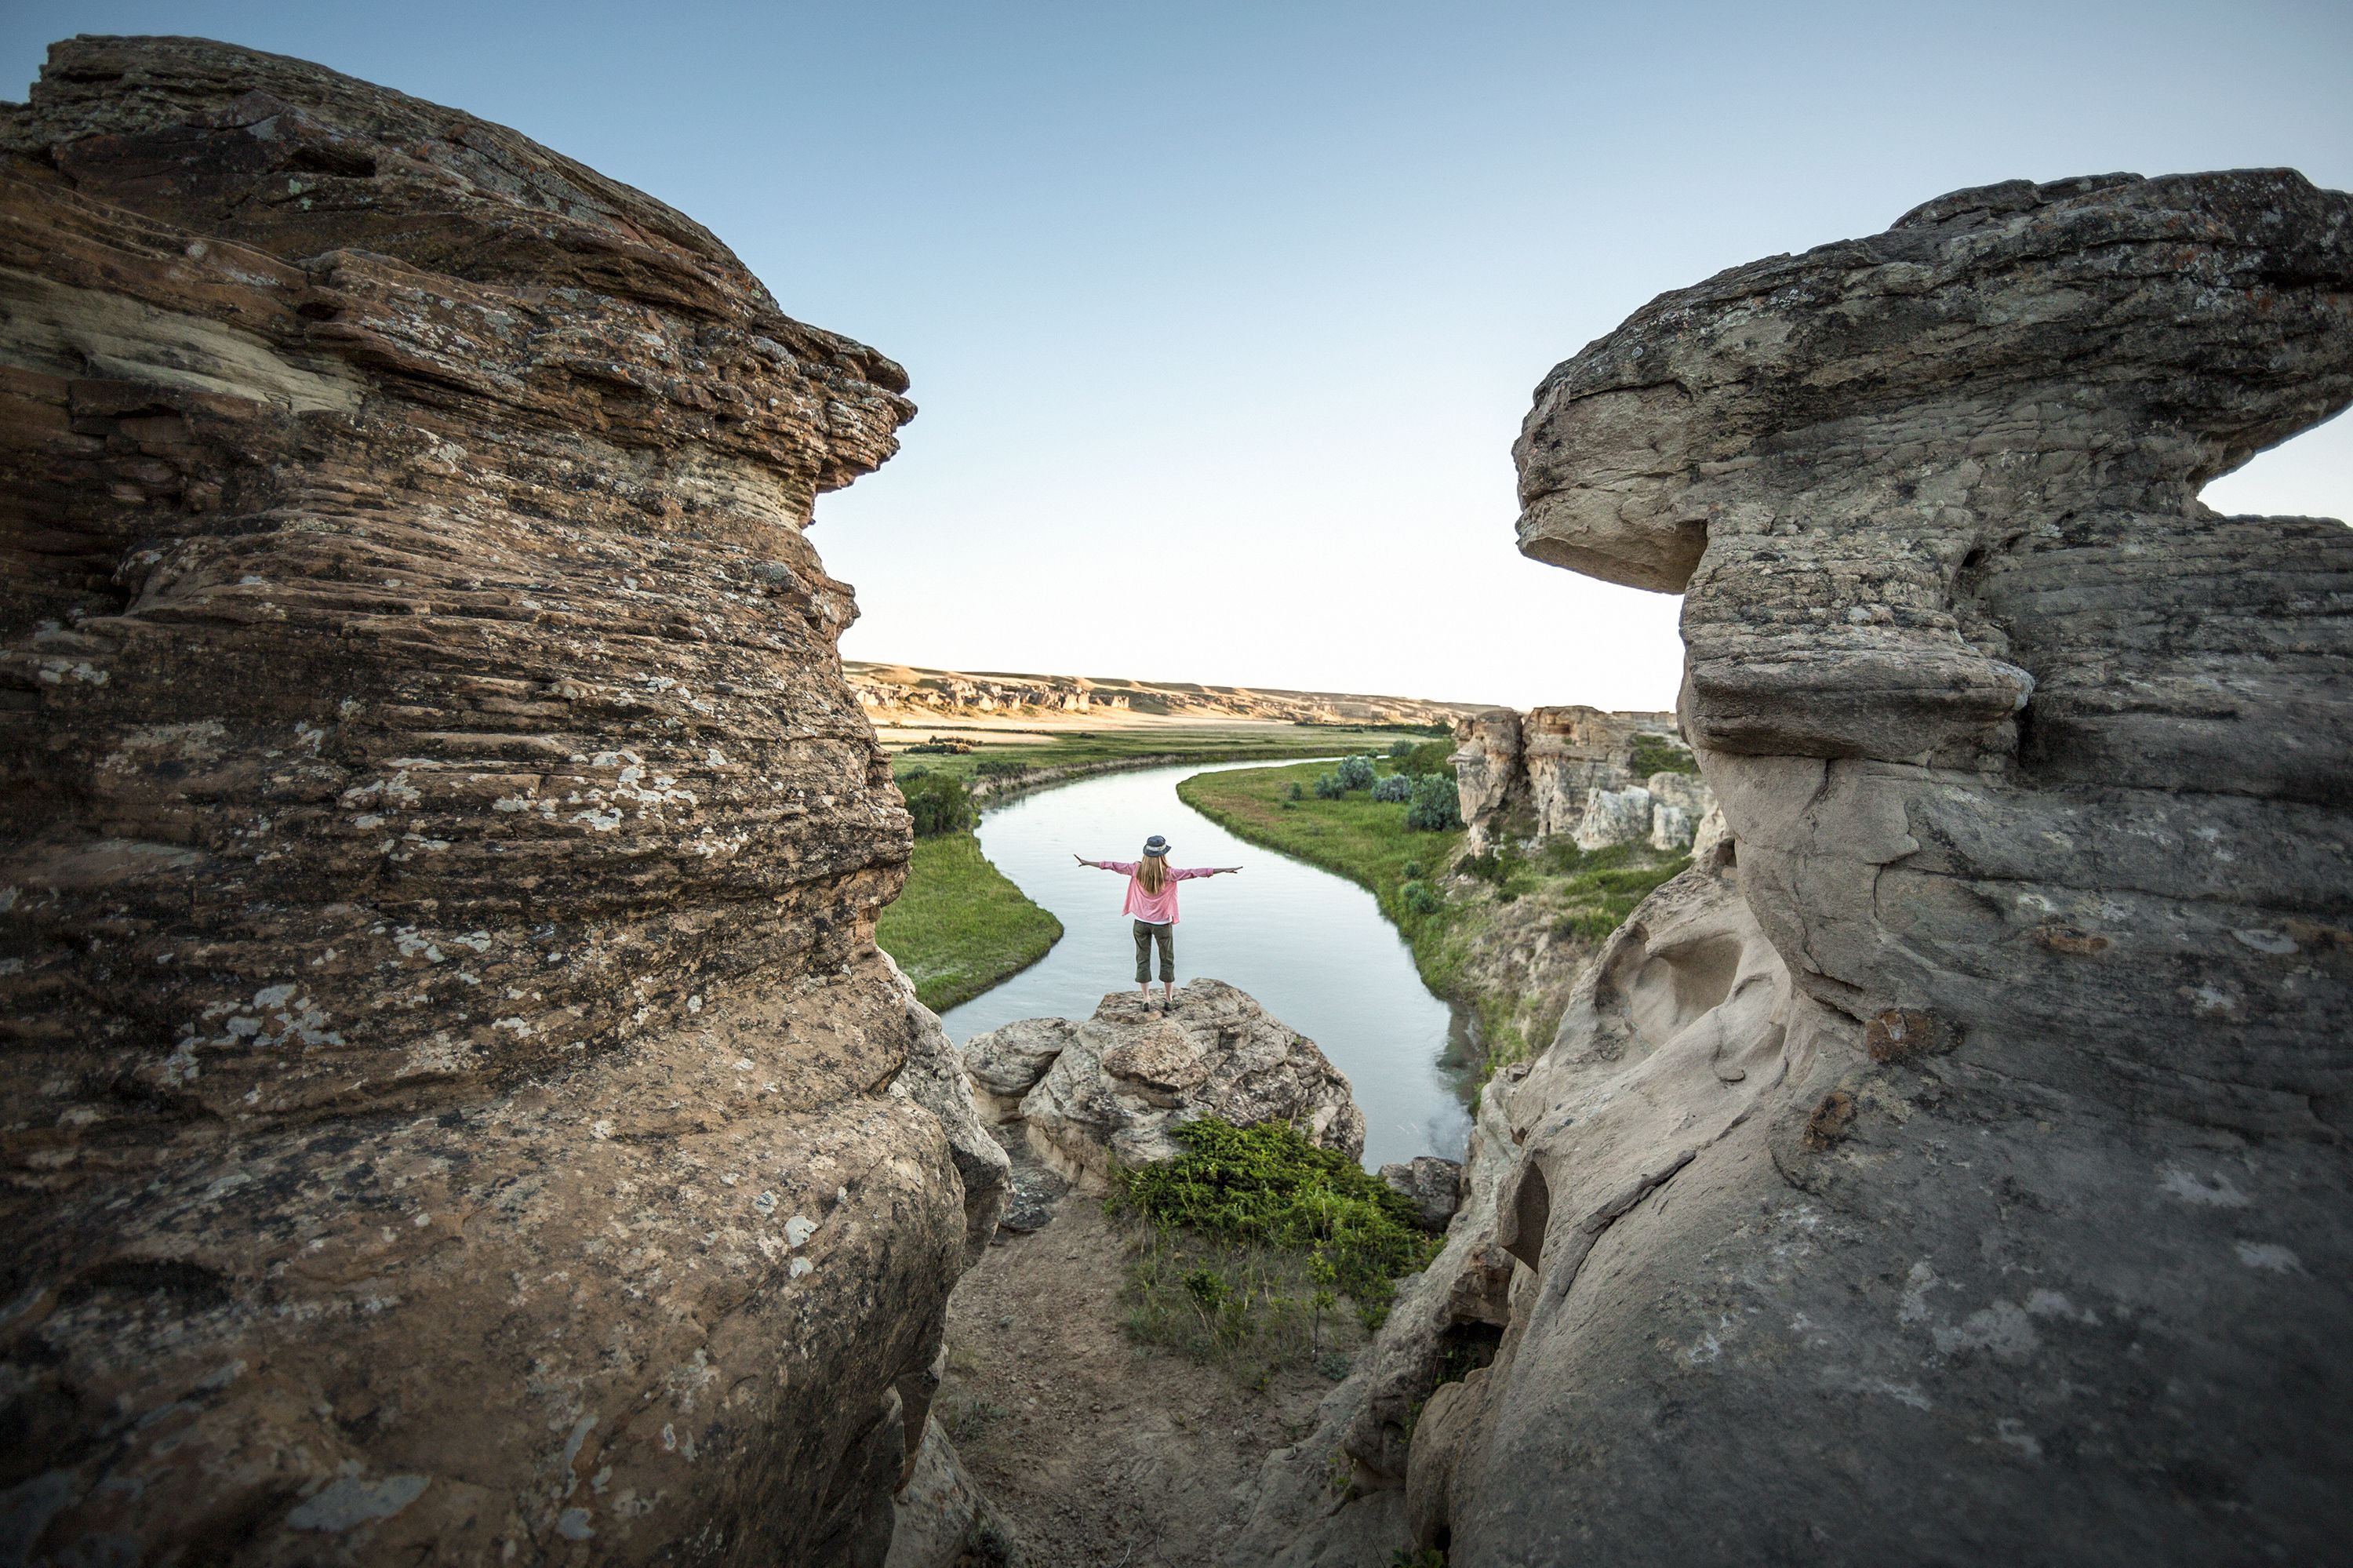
top-left (939, 760), bottom-right (1475, 1169)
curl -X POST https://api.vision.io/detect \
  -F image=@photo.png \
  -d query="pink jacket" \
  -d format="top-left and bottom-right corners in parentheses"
top-left (1093, 860), bottom-right (1217, 924)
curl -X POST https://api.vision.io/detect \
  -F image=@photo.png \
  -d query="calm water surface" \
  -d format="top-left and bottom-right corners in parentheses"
top-left (939, 761), bottom-right (1475, 1168)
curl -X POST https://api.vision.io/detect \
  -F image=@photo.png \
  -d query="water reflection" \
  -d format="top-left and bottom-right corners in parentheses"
top-left (939, 761), bottom-right (1475, 1168)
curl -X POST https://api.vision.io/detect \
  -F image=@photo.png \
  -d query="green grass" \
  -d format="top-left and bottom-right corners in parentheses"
top-left (1176, 758), bottom-right (1464, 933)
top-left (875, 831), bottom-right (1064, 1013)
top-left (1178, 759), bottom-right (1691, 1078)
top-left (886, 724), bottom-right (1414, 790)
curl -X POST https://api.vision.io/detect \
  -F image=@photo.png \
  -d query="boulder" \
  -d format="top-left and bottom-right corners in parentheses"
top-left (1377, 1156), bottom-right (1464, 1233)
top-left (886, 1416), bottom-right (1016, 1568)
top-left (963, 1016), bottom-right (1079, 1119)
top-left (0, 35), bottom-right (997, 1568)
top-left (992, 980), bottom-right (1366, 1188)
top-left (1408, 169), bottom-right (2353, 1566)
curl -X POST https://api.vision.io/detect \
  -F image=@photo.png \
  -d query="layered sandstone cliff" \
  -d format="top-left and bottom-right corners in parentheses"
top-left (1248, 170), bottom-right (2353, 1566)
top-left (849, 660), bottom-right (1489, 729)
top-left (1451, 704), bottom-right (1711, 853)
top-left (0, 37), bottom-right (1001, 1566)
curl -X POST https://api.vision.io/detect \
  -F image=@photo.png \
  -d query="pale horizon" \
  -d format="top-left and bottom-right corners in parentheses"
top-left (10, 2), bottom-right (2348, 711)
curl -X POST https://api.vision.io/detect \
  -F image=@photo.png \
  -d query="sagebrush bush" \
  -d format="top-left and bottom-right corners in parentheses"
top-left (1387, 738), bottom-right (1416, 759)
top-left (1401, 879), bottom-right (1443, 916)
top-left (1371, 774), bottom-right (1413, 803)
top-left (1286, 780), bottom-right (1305, 801)
top-left (1337, 754), bottom-right (1376, 791)
top-left (1312, 772), bottom-right (1347, 800)
top-left (1406, 773), bottom-right (1462, 831)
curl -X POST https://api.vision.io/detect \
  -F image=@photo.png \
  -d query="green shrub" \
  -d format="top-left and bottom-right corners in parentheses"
top-left (1455, 848), bottom-right (1511, 886)
top-left (1394, 740), bottom-right (1454, 778)
top-left (1371, 774), bottom-right (1413, 803)
top-left (1402, 860), bottom-right (1424, 879)
top-left (973, 758), bottom-right (1026, 778)
top-left (1110, 1119), bottom-right (1436, 1311)
top-left (1406, 773), bottom-right (1462, 831)
top-left (900, 771), bottom-right (976, 837)
top-left (1337, 755), bottom-right (1376, 791)
top-left (1286, 780), bottom-right (1306, 801)
top-left (1630, 733), bottom-right (1699, 777)
top-left (1312, 772), bottom-right (1347, 800)
top-left (1387, 738), bottom-right (1416, 759)
top-left (1401, 880), bottom-right (1443, 916)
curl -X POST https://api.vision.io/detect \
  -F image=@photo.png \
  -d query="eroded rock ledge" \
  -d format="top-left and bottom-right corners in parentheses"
top-left (1248, 171), bottom-right (2353, 1566)
top-left (0, 35), bottom-right (1000, 1566)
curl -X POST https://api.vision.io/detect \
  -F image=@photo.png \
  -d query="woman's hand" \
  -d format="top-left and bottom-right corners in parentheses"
top-left (1221, 866), bottom-right (1243, 875)
top-left (1072, 854), bottom-right (1092, 867)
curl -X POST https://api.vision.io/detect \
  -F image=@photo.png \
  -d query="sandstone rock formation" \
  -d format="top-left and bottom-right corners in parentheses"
top-left (963, 982), bottom-right (1365, 1188)
top-left (1377, 1155), bottom-right (1462, 1234)
top-left (850, 660), bottom-right (1489, 728)
top-left (1258, 169), bottom-right (2353, 1566)
top-left (1450, 705), bottom-right (1711, 853)
top-left (1231, 847), bottom-right (1780, 1565)
top-left (0, 36), bottom-right (1002, 1566)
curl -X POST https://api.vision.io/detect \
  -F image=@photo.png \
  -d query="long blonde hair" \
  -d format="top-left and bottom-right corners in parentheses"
top-left (1135, 857), bottom-right (1169, 895)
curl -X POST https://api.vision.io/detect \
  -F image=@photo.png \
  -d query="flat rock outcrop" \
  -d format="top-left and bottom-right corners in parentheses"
top-left (963, 980), bottom-right (1365, 1189)
top-left (0, 36), bottom-right (1001, 1566)
top-left (1271, 170), bottom-right (2353, 1566)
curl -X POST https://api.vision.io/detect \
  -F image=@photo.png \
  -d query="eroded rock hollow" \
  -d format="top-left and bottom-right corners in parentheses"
top-left (0, 36), bottom-right (1004, 1565)
top-left (1246, 171), bottom-right (2353, 1566)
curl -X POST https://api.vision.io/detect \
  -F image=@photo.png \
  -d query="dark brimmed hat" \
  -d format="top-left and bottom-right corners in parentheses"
top-left (1142, 835), bottom-right (1169, 857)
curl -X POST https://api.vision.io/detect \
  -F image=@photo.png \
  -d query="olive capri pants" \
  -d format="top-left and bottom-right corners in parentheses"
top-left (1133, 919), bottom-right (1174, 982)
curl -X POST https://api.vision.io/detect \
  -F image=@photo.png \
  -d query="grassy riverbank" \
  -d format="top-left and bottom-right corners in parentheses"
top-left (877, 832), bottom-right (1064, 1013)
top-left (886, 722), bottom-right (1432, 794)
top-left (877, 725), bottom-right (1437, 1017)
top-left (1176, 758), bottom-right (1689, 1077)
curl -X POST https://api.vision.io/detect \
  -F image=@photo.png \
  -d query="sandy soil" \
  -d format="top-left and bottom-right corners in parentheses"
top-left (936, 1200), bottom-right (1340, 1567)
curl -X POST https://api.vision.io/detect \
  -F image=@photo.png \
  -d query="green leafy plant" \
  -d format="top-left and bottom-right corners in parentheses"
top-left (900, 770), bottom-right (977, 837)
top-left (1455, 848), bottom-right (1512, 886)
top-left (1286, 780), bottom-right (1306, 801)
top-left (1392, 739), bottom-right (1456, 778)
top-left (1111, 1119), bottom-right (1437, 1312)
top-left (1337, 754), bottom-right (1376, 791)
top-left (1371, 774), bottom-right (1414, 803)
top-left (1400, 879), bottom-right (1443, 917)
top-left (1387, 738), bottom-right (1416, 759)
top-left (1312, 772), bottom-right (1347, 800)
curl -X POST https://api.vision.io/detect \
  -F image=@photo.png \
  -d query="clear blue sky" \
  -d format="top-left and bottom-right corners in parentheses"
top-left (9, 2), bottom-right (2349, 709)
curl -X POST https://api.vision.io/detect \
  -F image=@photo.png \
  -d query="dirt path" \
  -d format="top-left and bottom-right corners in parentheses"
top-left (936, 1200), bottom-right (1337, 1567)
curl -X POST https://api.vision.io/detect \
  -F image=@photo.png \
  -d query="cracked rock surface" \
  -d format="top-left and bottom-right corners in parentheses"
top-left (0, 35), bottom-right (1001, 1566)
top-left (1260, 171), bottom-right (2353, 1566)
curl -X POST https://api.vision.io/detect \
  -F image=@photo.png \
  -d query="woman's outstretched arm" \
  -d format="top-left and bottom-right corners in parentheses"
top-left (1173, 865), bottom-right (1243, 879)
top-left (1074, 856), bottom-right (1139, 872)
